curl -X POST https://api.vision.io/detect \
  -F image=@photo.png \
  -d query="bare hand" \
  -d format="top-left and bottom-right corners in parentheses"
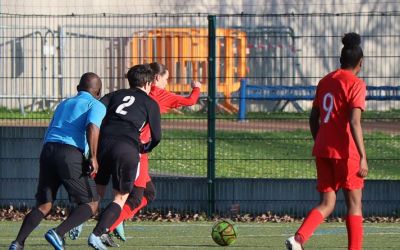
top-left (191, 80), bottom-right (201, 89)
top-left (89, 157), bottom-right (99, 179)
top-left (358, 157), bottom-right (368, 178)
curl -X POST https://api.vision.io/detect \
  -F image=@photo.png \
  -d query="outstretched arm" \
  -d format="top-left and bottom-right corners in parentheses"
top-left (159, 81), bottom-right (201, 109)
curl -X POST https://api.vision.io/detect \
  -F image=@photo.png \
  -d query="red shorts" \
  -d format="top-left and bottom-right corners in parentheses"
top-left (315, 157), bottom-right (364, 192)
top-left (134, 153), bottom-right (152, 188)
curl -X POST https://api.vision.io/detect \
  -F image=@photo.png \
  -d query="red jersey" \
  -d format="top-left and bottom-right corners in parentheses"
top-left (140, 85), bottom-right (200, 143)
top-left (312, 69), bottom-right (366, 160)
top-left (134, 85), bottom-right (200, 187)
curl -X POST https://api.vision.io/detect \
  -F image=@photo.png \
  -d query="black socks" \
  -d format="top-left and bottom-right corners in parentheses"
top-left (15, 208), bottom-right (45, 245)
top-left (92, 202), bottom-right (121, 236)
top-left (55, 203), bottom-right (93, 236)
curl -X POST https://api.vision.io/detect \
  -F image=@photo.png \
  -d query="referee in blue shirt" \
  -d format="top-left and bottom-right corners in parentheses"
top-left (9, 72), bottom-right (106, 250)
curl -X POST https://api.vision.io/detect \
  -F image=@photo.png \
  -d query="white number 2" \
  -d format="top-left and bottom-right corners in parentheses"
top-left (322, 92), bottom-right (334, 123)
top-left (116, 96), bottom-right (135, 115)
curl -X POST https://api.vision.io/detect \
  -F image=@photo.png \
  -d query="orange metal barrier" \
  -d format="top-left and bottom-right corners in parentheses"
top-left (131, 28), bottom-right (247, 112)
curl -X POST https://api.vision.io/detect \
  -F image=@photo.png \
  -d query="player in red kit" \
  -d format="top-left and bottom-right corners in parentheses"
top-left (108, 62), bottom-right (201, 242)
top-left (286, 33), bottom-right (368, 250)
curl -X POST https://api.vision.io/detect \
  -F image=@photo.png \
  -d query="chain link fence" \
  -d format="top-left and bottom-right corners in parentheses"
top-left (0, 13), bottom-right (399, 187)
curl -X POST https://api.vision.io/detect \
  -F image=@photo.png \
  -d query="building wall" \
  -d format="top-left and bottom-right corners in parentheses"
top-left (1, 0), bottom-right (398, 15)
top-left (1, 1), bottom-right (399, 113)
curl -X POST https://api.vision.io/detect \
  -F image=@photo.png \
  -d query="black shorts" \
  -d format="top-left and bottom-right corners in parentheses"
top-left (35, 142), bottom-right (99, 205)
top-left (95, 137), bottom-right (140, 194)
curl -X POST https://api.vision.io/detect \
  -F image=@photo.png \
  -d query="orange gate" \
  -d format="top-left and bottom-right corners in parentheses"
top-left (131, 28), bottom-right (247, 112)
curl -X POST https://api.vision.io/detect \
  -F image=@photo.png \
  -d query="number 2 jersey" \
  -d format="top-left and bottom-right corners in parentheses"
top-left (100, 88), bottom-right (161, 153)
top-left (312, 69), bottom-right (366, 160)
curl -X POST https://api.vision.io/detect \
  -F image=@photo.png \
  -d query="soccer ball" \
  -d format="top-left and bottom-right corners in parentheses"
top-left (211, 219), bottom-right (238, 246)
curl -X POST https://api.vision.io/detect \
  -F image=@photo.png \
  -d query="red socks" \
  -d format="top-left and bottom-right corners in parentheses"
top-left (294, 209), bottom-right (362, 249)
top-left (109, 197), bottom-right (149, 232)
top-left (295, 210), bottom-right (363, 249)
top-left (346, 215), bottom-right (363, 250)
top-left (295, 209), bottom-right (324, 244)
top-left (132, 197), bottom-right (148, 217)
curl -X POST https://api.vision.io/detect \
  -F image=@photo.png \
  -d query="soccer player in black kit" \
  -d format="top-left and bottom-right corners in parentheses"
top-left (88, 64), bottom-right (161, 250)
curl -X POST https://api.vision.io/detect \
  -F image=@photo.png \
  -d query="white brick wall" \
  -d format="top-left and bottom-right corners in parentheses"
top-left (1, 0), bottom-right (399, 15)
top-left (1, 1), bottom-right (399, 111)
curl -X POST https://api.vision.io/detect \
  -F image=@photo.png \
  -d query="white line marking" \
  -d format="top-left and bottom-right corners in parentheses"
top-left (2, 231), bottom-right (400, 242)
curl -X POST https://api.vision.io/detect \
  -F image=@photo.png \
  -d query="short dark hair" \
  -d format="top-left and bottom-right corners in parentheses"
top-left (126, 64), bottom-right (154, 88)
top-left (149, 62), bottom-right (167, 76)
top-left (340, 33), bottom-right (363, 69)
top-left (78, 72), bottom-right (100, 90)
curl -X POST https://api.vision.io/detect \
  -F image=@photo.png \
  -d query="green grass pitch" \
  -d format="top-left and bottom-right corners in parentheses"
top-left (152, 129), bottom-right (400, 179)
top-left (1, 220), bottom-right (399, 249)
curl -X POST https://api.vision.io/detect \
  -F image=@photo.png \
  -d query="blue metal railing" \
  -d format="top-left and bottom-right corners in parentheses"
top-left (238, 79), bottom-right (400, 120)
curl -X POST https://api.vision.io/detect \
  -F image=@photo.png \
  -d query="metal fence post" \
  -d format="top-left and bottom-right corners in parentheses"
top-left (57, 26), bottom-right (65, 100)
top-left (238, 78), bottom-right (247, 121)
top-left (207, 15), bottom-right (216, 217)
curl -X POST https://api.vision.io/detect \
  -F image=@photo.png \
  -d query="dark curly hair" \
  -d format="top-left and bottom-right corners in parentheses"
top-left (340, 32), bottom-right (363, 69)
